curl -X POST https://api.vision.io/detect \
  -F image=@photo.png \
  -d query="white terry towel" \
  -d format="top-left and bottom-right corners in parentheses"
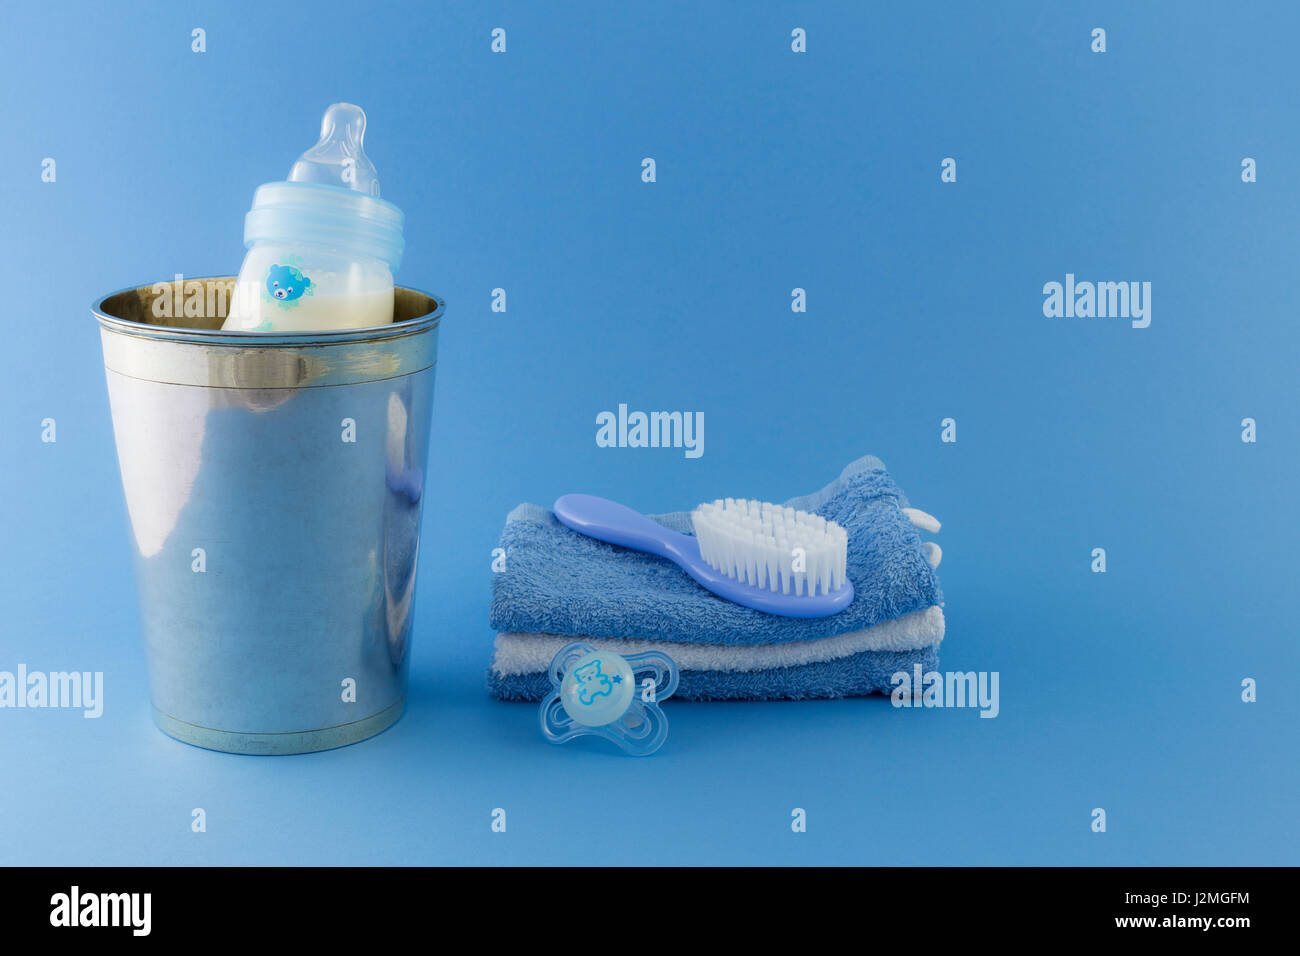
top-left (492, 605), bottom-right (944, 676)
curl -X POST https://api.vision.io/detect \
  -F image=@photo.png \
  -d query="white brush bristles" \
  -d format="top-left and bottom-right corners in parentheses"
top-left (691, 498), bottom-right (848, 597)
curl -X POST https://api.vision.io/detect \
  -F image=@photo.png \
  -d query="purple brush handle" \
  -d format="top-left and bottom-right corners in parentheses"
top-left (552, 493), bottom-right (854, 619)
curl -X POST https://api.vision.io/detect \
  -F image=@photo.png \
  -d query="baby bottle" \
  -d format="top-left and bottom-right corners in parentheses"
top-left (223, 103), bottom-right (404, 332)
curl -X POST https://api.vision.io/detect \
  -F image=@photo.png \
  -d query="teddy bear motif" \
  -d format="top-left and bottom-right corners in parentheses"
top-left (573, 658), bottom-right (616, 705)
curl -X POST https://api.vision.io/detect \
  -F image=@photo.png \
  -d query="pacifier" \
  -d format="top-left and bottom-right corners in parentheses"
top-left (540, 642), bottom-right (679, 756)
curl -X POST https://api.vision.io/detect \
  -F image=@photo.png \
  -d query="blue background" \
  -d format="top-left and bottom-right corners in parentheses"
top-left (2, 0), bottom-right (1296, 865)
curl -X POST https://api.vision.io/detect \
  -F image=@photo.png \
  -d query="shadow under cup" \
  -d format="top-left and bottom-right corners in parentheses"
top-left (94, 278), bottom-right (444, 754)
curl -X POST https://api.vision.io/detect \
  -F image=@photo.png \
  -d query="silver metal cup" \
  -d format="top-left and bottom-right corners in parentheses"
top-left (94, 278), bottom-right (444, 754)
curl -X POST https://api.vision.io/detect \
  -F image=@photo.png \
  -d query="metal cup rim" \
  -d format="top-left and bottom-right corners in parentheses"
top-left (92, 276), bottom-right (444, 347)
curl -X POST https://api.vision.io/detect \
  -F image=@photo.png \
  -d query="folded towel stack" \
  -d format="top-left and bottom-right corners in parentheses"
top-left (487, 455), bottom-right (944, 701)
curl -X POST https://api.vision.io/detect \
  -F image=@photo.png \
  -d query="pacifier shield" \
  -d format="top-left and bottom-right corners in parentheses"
top-left (539, 641), bottom-right (679, 756)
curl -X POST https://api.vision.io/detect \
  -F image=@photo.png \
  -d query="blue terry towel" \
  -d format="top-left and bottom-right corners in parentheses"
top-left (488, 455), bottom-right (943, 645)
top-left (489, 645), bottom-right (941, 702)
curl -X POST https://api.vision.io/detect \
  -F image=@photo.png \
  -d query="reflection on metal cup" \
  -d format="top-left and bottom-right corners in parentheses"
top-left (94, 278), bottom-right (443, 754)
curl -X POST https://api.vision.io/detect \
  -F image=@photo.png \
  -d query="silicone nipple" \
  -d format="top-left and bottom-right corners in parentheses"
top-left (287, 103), bottom-right (382, 197)
top-left (539, 642), bottom-right (679, 756)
